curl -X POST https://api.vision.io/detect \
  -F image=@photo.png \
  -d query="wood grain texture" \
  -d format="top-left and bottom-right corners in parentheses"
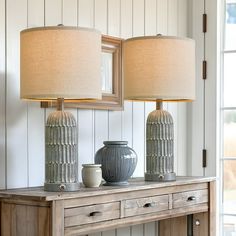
top-left (172, 189), bottom-right (208, 209)
top-left (209, 181), bottom-right (216, 236)
top-left (159, 216), bottom-right (187, 236)
top-left (124, 195), bottom-right (169, 217)
top-left (65, 202), bottom-right (120, 227)
top-left (193, 212), bottom-right (208, 236)
top-left (52, 200), bottom-right (64, 236)
top-left (0, 178), bottom-right (214, 236)
top-left (1, 202), bottom-right (50, 236)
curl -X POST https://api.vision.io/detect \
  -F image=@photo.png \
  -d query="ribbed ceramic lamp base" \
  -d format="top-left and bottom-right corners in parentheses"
top-left (44, 110), bottom-right (79, 192)
top-left (145, 108), bottom-right (176, 182)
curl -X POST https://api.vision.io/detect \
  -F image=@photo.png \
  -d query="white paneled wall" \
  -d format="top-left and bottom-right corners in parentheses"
top-left (0, 0), bottom-right (189, 235)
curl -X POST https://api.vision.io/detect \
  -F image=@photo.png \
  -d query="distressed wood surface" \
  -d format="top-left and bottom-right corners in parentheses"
top-left (159, 216), bottom-right (187, 236)
top-left (193, 212), bottom-right (208, 236)
top-left (1, 202), bottom-right (50, 236)
top-left (0, 177), bottom-right (214, 201)
top-left (172, 189), bottom-right (208, 209)
top-left (0, 178), bottom-right (215, 236)
top-left (209, 181), bottom-right (216, 236)
top-left (123, 195), bottom-right (169, 217)
top-left (64, 202), bottom-right (120, 227)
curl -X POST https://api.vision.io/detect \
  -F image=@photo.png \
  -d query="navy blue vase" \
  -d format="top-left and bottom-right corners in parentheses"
top-left (94, 141), bottom-right (138, 186)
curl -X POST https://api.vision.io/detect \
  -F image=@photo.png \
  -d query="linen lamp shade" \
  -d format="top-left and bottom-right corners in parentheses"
top-left (124, 36), bottom-right (195, 101)
top-left (20, 26), bottom-right (101, 100)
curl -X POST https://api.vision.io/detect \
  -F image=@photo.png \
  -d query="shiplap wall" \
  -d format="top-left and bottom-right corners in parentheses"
top-left (0, 0), bottom-right (189, 235)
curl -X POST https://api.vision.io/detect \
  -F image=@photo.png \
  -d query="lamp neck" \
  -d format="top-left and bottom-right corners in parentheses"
top-left (57, 98), bottom-right (64, 111)
top-left (156, 100), bottom-right (163, 110)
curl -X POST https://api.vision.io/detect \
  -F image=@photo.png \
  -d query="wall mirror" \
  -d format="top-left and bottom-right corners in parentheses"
top-left (41, 35), bottom-right (123, 110)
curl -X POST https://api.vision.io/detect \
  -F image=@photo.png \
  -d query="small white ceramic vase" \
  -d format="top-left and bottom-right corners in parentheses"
top-left (82, 164), bottom-right (102, 187)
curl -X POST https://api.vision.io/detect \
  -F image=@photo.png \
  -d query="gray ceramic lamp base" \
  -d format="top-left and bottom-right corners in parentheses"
top-left (145, 102), bottom-right (176, 182)
top-left (44, 99), bottom-right (79, 192)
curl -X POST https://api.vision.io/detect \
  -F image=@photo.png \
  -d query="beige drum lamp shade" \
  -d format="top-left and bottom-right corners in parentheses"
top-left (123, 36), bottom-right (195, 101)
top-left (20, 26), bottom-right (102, 100)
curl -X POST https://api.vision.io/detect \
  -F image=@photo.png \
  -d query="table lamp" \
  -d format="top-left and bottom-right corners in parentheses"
top-left (20, 26), bottom-right (102, 191)
top-left (123, 35), bottom-right (195, 182)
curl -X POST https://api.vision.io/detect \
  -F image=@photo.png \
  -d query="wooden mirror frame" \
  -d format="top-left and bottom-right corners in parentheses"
top-left (41, 35), bottom-right (123, 110)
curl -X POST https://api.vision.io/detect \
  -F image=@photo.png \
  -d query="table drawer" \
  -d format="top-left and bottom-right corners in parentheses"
top-left (64, 202), bottom-right (120, 227)
top-left (173, 189), bottom-right (208, 209)
top-left (123, 195), bottom-right (169, 217)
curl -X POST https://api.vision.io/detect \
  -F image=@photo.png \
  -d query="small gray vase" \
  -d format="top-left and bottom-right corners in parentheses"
top-left (94, 141), bottom-right (138, 186)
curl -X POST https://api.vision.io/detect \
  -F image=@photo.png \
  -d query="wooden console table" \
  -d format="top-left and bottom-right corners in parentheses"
top-left (0, 176), bottom-right (215, 236)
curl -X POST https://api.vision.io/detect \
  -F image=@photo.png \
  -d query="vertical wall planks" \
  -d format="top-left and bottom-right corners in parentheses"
top-left (0, 0), bottom-right (5, 189)
top-left (177, 103), bottom-right (187, 175)
top-left (28, 0), bottom-right (44, 27)
top-left (122, 102), bottom-right (133, 146)
top-left (187, 0), bottom-right (205, 176)
top-left (133, 0), bottom-right (145, 37)
top-left (27, 0), bottom-right (45, 187)
top-left (90, 233), bottom-right (101, 236)
top-left (6, 0), bottom-right (28, 188)
top-left (131, 224), bottom-right (144, 236)
top-left (78, 0), bottom-right (94, 28)
top-left (108, 110), bottom-right (122, 141)
top-left (156, 0), bottom-right (168, 34)
top-left (45, 0), bottom-right (62, 26)
top-left (144, 222), bottom-right (156, 236)
top-left (178, 0), bottom-right (188, 37)
top-left (94, 0), bottom-right (107, 34)
top-left (108, 0), bottom-right (122, 141)
top-left (117, 227), bottom-right (130, 236)
top-left (78, 110), bottom-right (94, 181)
top-left (132, 102), bottom-right (145, 177)
top-left (108, 0), bottom-right (121, 37)
top-left (62, 0), bottom-right (78, 26)
top-left (168, 0), bottom-right (178, 35)
top-left (120, 0), bottom-right (132, 39)
top-left (102, 230), bottom-right (116, 236)
top-left (94, 111), bottom-right (108, 152)
top-left (145, 0), bottom-right (157, 36)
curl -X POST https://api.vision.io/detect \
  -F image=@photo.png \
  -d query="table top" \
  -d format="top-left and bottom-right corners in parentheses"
top-left (0, 176), bottom-right (216, 201)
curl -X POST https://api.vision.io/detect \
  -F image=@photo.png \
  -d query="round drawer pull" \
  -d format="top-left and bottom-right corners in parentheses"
top-left (195, 219), bottom-right (200, 226)
top-left (187, 196), bottom-right (196, 201)
top-left (143, 203), bottom-right (154, 208)
top-left (89, 211), bottom-right (102, 217)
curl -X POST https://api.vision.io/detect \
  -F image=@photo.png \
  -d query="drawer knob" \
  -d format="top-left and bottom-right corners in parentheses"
top-left (187, 196), bottom-right (196, 201)
top-left (143, 203), bottom-right (154, 208)
top-left (89, 211), bottom-right (102, 217)
top-left (195, 219), bottom-right (200, 226)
